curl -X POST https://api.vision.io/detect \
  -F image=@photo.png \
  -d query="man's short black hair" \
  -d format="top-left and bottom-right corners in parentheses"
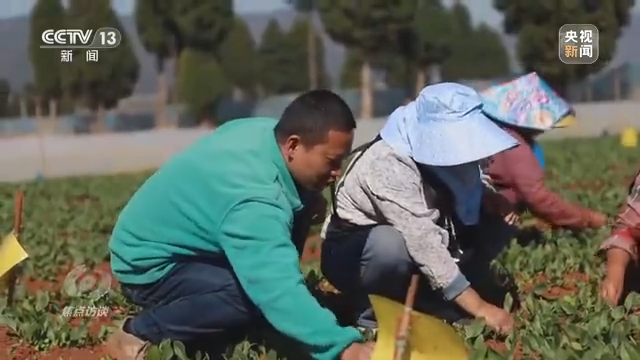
top-left (274, 89), bottom-right (357, 146)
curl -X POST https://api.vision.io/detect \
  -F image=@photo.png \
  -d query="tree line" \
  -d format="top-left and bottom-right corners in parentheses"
top-left (0, 0), bottom-right (634, 127)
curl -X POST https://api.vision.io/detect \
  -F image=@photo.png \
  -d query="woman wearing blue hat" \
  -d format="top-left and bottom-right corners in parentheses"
top-left (320, 82), bottom-right (518, 334)
top-left (480, 73), bottom-right (606, 230)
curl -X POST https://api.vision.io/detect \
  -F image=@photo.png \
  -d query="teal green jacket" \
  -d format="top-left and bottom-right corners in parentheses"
top-left (108, 118), bottom-right (362, 360)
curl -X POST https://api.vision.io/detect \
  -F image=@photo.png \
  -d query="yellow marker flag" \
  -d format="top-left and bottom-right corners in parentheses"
top-left (370, 295), bottom-right (468, 360)
top-left (0, 232), bottom-right (28, 279)
top-left (621, 127), bottom-right (638, 148)
top-left (554, 114), bottom-right (576, 128)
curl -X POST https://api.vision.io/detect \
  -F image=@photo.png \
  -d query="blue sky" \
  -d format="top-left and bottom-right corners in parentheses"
top-left (2, 0), bottom-right (637, 26)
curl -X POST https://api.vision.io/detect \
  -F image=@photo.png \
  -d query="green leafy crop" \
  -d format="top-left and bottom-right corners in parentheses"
top-left (1, 136), bottom-right (639, 359)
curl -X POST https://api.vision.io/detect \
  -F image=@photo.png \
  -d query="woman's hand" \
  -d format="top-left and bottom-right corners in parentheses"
top-left (483, 191), bottom-right (518, 224)
top-left (453, 287), bottom-right (514, 334)
top-left (600, 247), bottom-right (631, 306)
top-left (476, 303), bottom-right (515, 334)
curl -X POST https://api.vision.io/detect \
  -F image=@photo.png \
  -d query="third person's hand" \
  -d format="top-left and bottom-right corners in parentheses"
top-left (584, 210), bottom-right (607, 228)
top-left (600, 275), bottom-right (624, 306)
top-left (503, 212), bottom-right (520, 225)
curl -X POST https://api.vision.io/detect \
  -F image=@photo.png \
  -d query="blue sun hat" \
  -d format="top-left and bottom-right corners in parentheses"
top-left (380, 82), bottom-right (518, 166)
top-left (480, 72), bottom-right (572, 131)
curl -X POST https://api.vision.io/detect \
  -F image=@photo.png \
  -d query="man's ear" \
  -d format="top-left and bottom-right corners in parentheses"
top-left (282, 135), bottom-right (302, 160)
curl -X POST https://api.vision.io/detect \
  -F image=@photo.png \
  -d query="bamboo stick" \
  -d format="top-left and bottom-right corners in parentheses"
top-left (393, 274), bottom-right (419, 360)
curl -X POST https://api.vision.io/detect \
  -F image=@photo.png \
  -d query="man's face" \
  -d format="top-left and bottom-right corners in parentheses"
top-left (282, 130), bottom-right (354, 192)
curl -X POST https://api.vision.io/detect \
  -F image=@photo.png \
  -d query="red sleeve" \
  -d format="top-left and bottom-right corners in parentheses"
top-left (500, 144), bottom-right (589, 228)
top-left (598, 171), bottom-right (640, 260)
top-left (614, 173), bottom-right (640, 233)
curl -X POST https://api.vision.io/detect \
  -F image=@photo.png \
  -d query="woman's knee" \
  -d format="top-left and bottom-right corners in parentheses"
top-left (320, 225), bottom-right (411, 291)
top-left (362, 225), bottom-right (412, 276)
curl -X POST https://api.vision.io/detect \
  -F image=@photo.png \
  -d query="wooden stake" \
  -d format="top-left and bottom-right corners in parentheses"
top-left (393, 274), bottom-right (419, 360)
top-left (7, 190), bottom-right (24, 307)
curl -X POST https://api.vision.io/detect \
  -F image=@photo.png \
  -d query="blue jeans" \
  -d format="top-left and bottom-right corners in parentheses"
top-left (119, 206), bottom-right (319, 358)
top-left (121, 258), bottom-right (264, 356)
top-left (321, 214), bottom-right (517, 328)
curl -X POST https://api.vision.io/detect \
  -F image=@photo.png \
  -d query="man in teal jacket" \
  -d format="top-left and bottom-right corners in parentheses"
top-left (105, 90), bottom-right (370, 360)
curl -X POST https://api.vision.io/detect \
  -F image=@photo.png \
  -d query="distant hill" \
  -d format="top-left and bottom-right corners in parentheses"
top-left (0, 9), bottom-right (638, 94)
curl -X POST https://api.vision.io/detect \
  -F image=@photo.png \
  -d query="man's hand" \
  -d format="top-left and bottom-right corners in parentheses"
top-left (340, 342), bottom-right (375, 360)
top-left (476, 304), bottom-right (515, 334)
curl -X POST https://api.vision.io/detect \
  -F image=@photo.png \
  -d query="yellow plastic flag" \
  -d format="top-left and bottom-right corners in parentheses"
top-left (554, 114), bottom-right (576, 128)
top-left (370, 295), bottom-right (468, 360)
top-left (621, 127), bottom-right (638, 148)
top-left (0, 232), bottom-right (28, 279)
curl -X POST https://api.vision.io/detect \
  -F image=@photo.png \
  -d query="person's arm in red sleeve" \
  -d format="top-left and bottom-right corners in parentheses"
top-left (599, 171), bottom-right (640, 305)
top-left (501, 143), bottom-right (604, 229)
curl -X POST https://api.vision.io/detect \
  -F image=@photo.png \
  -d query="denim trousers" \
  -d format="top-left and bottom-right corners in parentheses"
top-left (119, 205), bottom-right (320, 358)
top-left (121, 258), bottom-right (264, 357)
top-left (321, 213), bottom-right (518, 328)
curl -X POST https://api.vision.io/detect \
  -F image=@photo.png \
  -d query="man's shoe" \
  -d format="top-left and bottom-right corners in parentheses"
top-left (104, 318), bottom-right (150, 360)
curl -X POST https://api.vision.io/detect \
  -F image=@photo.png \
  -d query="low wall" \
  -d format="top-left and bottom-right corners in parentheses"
top-left (0, 129), bottom-right (207, 182)
top-left (2, 100), bottom-right (640, 183)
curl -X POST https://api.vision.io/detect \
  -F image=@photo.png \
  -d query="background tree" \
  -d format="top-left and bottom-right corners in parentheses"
top-left (442, 2), bottom-right (510, 81)
top-left (410, 0), bottom-right (452, 94)
top-left (135, 0), bottom-right (178, 128)
top-left (493, 0), bottom-right (635, 94)
top-left (258, 20), bottom-right (289, 96)
top-left (0, 79), bottom-right (10, 118)
top-left (254, 18), bottom-right (330, 96)
top-left (172, 0), bottom-right (233, 51)
top-left (441, 1), bottom-right (475, 80)
top-left (261, 21), bottom-right (309, 94)
top-left (318, 0), bottom-right (413, 118)
top-left (22, 83), bottom-right (36, 117)
top-left (219, 17), bottom-right (259, 100)
top-left (169, 0), bottom-right (234, 124)
top-left (343, 50), bottom-right (391, 90)
top-left (382, 0), bottom-right (418, 95)
top-left (64, 0), bottom-right (139, 132)
top-left (28, 0), bottom-right (65, 121)
top-left (464, 24), bottom-right (511, 79)
top-left (340, 49), bottom-right (363, 89)
top-left (0, 84), bottom-right (23, 119)
top-left (287, 0), bottom-right (319, 89)
top-left (382, 53), bottom-right (414, 94)
top-left (287, 18), bottom-right (330, 90)
top-left (177, 49), bottom-right (229, 126)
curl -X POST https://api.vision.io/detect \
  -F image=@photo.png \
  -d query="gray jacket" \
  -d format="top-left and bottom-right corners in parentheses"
top-left (321, 140), bottom-right (469, 300)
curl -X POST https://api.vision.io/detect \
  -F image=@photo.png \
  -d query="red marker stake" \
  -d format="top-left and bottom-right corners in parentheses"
top-left (7, 190), bottom-right (24, 307)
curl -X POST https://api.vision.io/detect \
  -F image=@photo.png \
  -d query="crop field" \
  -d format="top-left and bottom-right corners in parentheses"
top-left (1, 136), bottom-right (640, 359)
